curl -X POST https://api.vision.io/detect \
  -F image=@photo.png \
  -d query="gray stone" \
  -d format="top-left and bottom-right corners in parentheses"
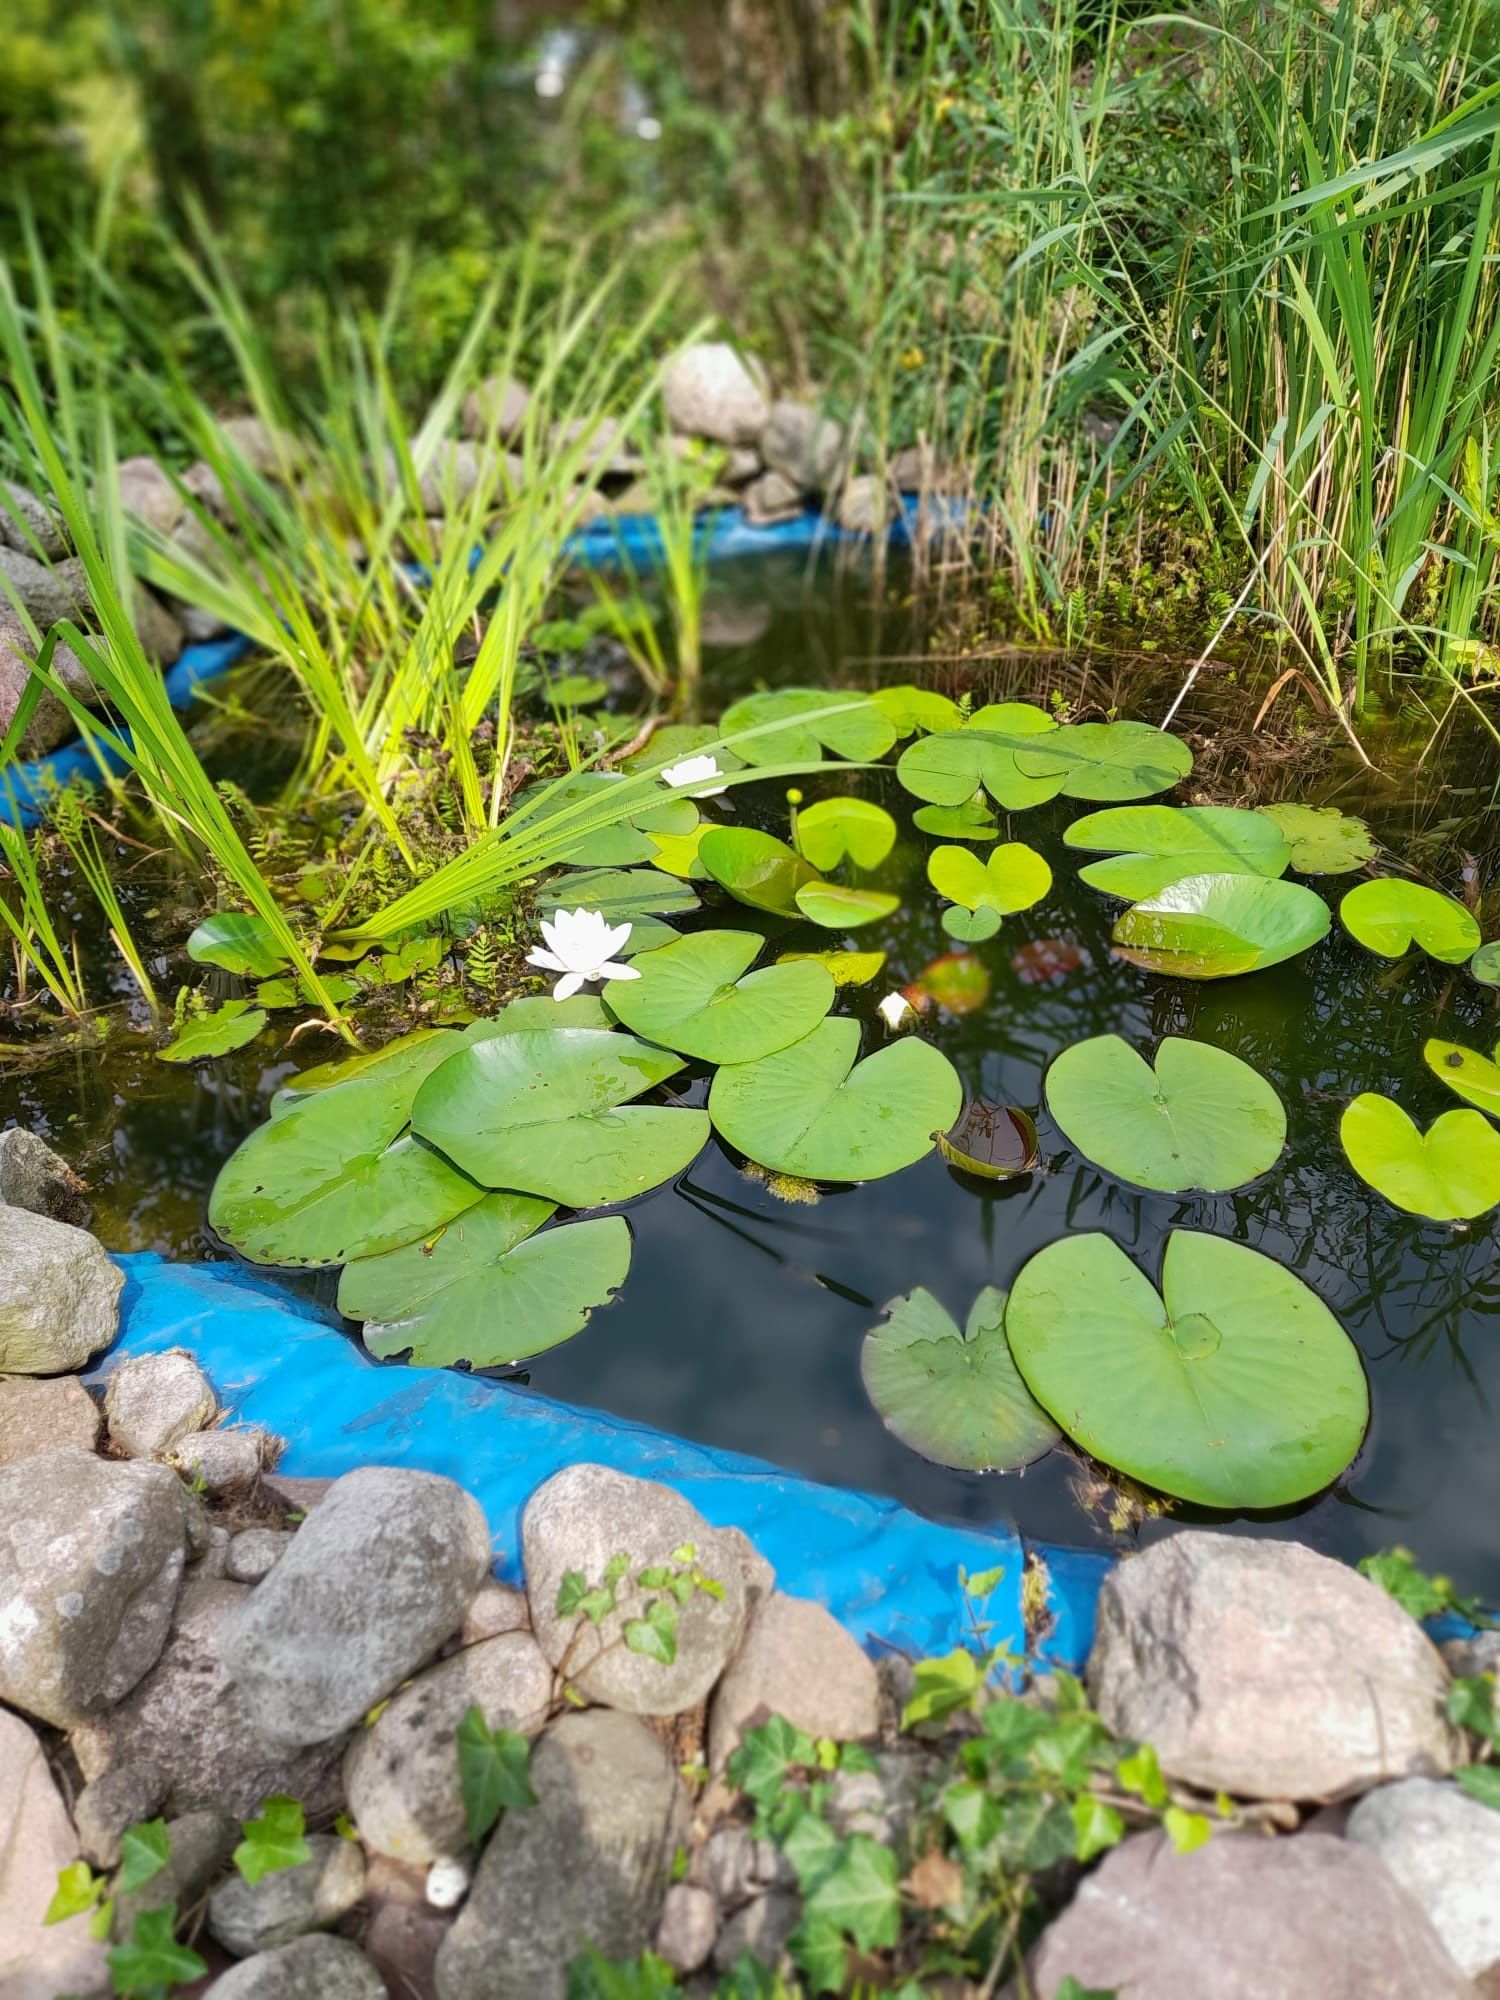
top-left (656, 1882), bottom-right (718, 1973)
top-left (73, 1759), bottom-right (171, 1868)
top-left (168, 1426), bottom-right (269, 1494)
top-left (177, 599), bottom-right (232, 643)
top-left (722, 1526), bottom-right (776, 1615)
top-left (709, 1589), bottom-right (879, 1771)
top-left (888, 443), bottom-right (964, 492)
top-left (461, 373), bottom-right (531, 442)
top-left (0, 542), bottom-right (87, 627)
top-left (435, 1708), bottom-right (688, 2000)
top-left (523, 1463), bottom-right (748, 1717)
top-left (693, 1826), bottom-right (758, 1909)
top-left (1347, 1777), bottom-right (1500, 1978)
top-left (130, 584), bottom-right (185, 665)
top-left (1088, 1532), bottom-right (1458, 1801)
top-left (742, 470), bottom-right (804, 526)
top-left (837, 473), bottom-right (888, 535)
top-left (826, 1745), bottom-right (929, 1848)
top-left (0, 1371), bottom-right (100, 1464)
top-left (0, 1446), bottom-right (192, 1726)
top-left (0, 1706), bottom-right (110, 2000)
top-left (112, 1807), bottom-right (236, 1942)
top-left (554, 415), bottom-right (642, 476)
top-left (0, 1206), bottom-right (122, 1374)
top-left (0, 478), bottom-right (68, 559)
top-left (206, 1934), bottom-right (387, 1999)
top-left (104, 1348), bottom-right (218, 1459)
top-left (116, 455), bottom-right (185, 535)
top-left (0, 1125), bottom-right (89, 1223)
top-left (712, 1891), bottom-right (800, 1974)
top-left (461, 1580), bottom-right (530, 1643)
top-left (1026, 1829), bottom-right (1472, 1999)
top-left (208, 1833), bottom-right (366, 1956)
top-left (0, 618), bottom-right (73, 753)
top-left (662, 343), bottom-right (769, 446)
top-left (70, 1575), bottom-right (348, 1818)
top-left (189, 1523), bottom-right (231, 1579)
top-left (219, 416), bottom-right (294, 478)
top-left (344, 1630), bottom-right (552, 1863)
top-left (719, 446), bottom-right (762, 485)
top-left (183, 459), bottom-right (231, 520)
top-left (759, 400), bottom-right (843, 491)
top-left (221, 1464), bottom-right (493, 1747)
top-left (361, 1852), bottom-right (452, 1995)
top-left (1443, 1630), bottom-right (1500, 1680)
top-left (227, 1529), bottom-right (288, 1584)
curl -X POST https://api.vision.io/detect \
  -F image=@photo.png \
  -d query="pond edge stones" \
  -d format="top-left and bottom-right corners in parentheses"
top-left (0, 1206), bottom-right (123, 1375)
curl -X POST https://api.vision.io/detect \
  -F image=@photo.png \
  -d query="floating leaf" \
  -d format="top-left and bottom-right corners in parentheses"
top-left (272, 1029), bottom-right (465, 1112)
top-left (158, 999), bottom-right (268, 1064)
top-left (907, 952), bottom-right (990, 1014)
top-left (1472, 942), bottom-right (1500, 987)
top-left (1064, 805), bottom-right (1290, 899)
top-left (604, 930), bottom-right (834, 1062)
top-left (709, 1017), bottom-right (962, 1182)
top-left (897, 704), bottom-right (1061, 810)
top-left (870, 684), bottom-right (964, 736)
top-left (1339, 879), bottom-right (1480, 964)
top-left (339, 1196), bottom-right (631, 1365)
top-left (1339, 1093), bottom-right (1500, 1220)
top-left (1011, 937), bottom-right (1086, 984)
top-left (942, 906), bottom-right (1002, 942)
top-left (256, 974), bottom-right (360, 1011)
top-left (778, 949), bottom-right (886, 988)
top-left (647, 820), bottom-right (713, 879)
top-left (540, 868), bottom-right (699, 925)
top-left (927, 842), bottom-right (1051, 921)
top-left (1006, 1231), bottom-right (1369, 1508)
top-left (936, 1101), bottom-right (1039, 1179)
top-left (412, 1028), bottom-right (708, 1207)
top-left (861, 1285), bottom-right (1059, 1471)
top-left (1112, 874), bottom-right (1330, 978)
top-left (795, 796), bottom-right (897, 870)
top-left (699, 826), bottom-right (820, 915)
top-left (1011, 720), bottom-right (1194, 802)
top-left (912, 798), bottom-right (998, 841)
top-left (186, 912), bottom-right (291, 977)
top-left (513, 774), bottom-right (698, 867)
top-left (793, 881), bottom-right (900, 929)
top-left (1257, 802), bottom-right (1377, 874)
top-left (1424, 1036), bottom-right (1500, 1117)
top-left (1045, 1034), bottom-right (1285, 1192)
top-left (719, 688), bottom-right (897, 766)
top-left (623, 723), bottom-right (741, 776)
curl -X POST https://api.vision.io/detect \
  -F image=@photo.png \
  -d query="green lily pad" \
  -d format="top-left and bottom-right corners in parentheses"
top-left (1045, 1035), bottom-right (1285, 1192)
top-left (935, 1101), bottom-right (1038, 1180)
top-left (777, 949), bottom-right (886, 987)
top-left (793, 881), bottom-right (901, 929)
top-left (623, 724), bottom-right (742, 775)
top-left (186, 914), bottom-right (291, 978)
top-left (513, 774), bottom-right (698, 867)
top-left (870, 685), bottom-right (964, 736)
top-left (411, 1028), bottom-right (709, 1208)
top-left (538, 870), bottom-right (696, 956)
top-left (158, 999), bottom-right (268, 1064)
top-left (942, 906), bottom-right (1002, 943)
top-left (699, 827), bottom-right (820, 915)
top-left (794, 796), bottom-right (897, 871)
top-left (1011, 720), bottom-right (1194, 802)
top-left (1424, 1036), bottom-right (1500, 1117)
top-left (896, 704), bottom-right (1060, 811)
top-left (708, 1016), bottom-right (962, 1182)
top-left (604, 930), bottom-right (834, 1062)
top-left (464, 995), bottom-right (614, 1038)
top-left (1112, 874), bottom-right (1330, 978)
top-left (861, 1286), bottom-right (1059, 1472)
top-left (647, 820), bottom-right (713, 879)
top-left (927, 842), bottom-right (1051, 921)
top-left (1006, 1231), bottom-right (1369, 1508)
top-left (1256, 802), bottom-right (1377, 874)
top-left (1339, 1093), bottom-right (1500, 1221)
top-left (256, 975), bottom-right (360, 1011)
top-left (209, 1072), bottom-right (481, 1266)
top-left (1471, 942), bottom-right (1500, 987)
top-left (1339, 879), bottom-right (1480, 964)
top-left (1064, 805), bottom-right (1290, 900)
top-left (338, 1197), bottom-right (632, 1367)
top-left (719, 688), bottom-right (897, 767)
top-left (273, 1028), bottom-right (464, 1113)
top-left (912, 799), bottom-right (999, 841)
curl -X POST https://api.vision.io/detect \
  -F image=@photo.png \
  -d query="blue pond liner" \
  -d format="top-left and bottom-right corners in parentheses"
top-left (90, 1254), bottom-right (1114, 1671)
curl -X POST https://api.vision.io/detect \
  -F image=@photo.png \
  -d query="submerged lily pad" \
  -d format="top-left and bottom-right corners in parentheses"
top-left (907, 952), bottom-right (991, 1014)
top-left (1064, 805), bottom-right (1290, 900)
top-left (927, 843), bottom-right (1051, 924)
top-left (794, 796), bottom-right (897, 871)
top-left (338, 1196), bottom-right (631, 1367)
top-left (936, 1101), bottom-right (1039, 1180)
top-left (778, 948), bottom-right (886, 987)
top-left (1256, 802), bottom-right (1376, 874)
top-left (719, 688), bottom-right (897, 766)
top-left (861, 1286), bottom-right (1059, 1472)
top-left (699, 826), bottom-right (820, 915)
top-left (186, 913), bottom-right (290, 978)
top-left (912, 799), bottom-right (999, 842)
top-left (159, 998), bottom-right (269, 1065)
top-left (870, 684), bottom-right (964, 736)
top-left (1112, 874), bottom-right (1330, 978)
top-left (1045, 1034), bottom-right (1285, 1192)
top-left (604, 931), bottom-right (834, 1063)
top-left (1424, 1036), bottom-right (1500, 1118)
top-left (708, 1016), bottom-right (962, 1182)
top-left (540, 868), bottom-right (700, 924)
top-left (1007, 1231), bottom-right (1368, 1508)
top-left (793, 881), bottom-right (900, 929)
top-left (1339, 1093), bottom-right (1500, 1221)
top-left (1011, 720), bottom-right (1194, 802)
top-left (1339, 879), bottom-right (1480, 964)
top-left (411, 1028), bottom-right (709, 1208)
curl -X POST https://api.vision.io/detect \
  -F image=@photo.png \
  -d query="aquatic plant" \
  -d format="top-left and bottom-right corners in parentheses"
top-left (1339, 1095), bottom-right (1500, 1223)
top-left (862, 1286), bottom-right (1059, 1473)
top-left (1111, 874), bottom-right (1331, 979)
top-left (525, 909), bottom-right (642, 1003)
top-left (1338, 880), bottom-right (1482, 965)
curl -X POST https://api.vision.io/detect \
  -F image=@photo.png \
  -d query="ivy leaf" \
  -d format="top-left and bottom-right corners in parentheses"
top-left (727, 1714), bottom-right (818, 1808)
top-left (45, 1860), bottom-right (108, 1925)
top-left (233, 1795), bottom-right (310, 1887)
top-left (1457, 1765), bottom-right (1500, 1812)
top-left (942, 1777), bottom-right (1003, 1854)
top-left (803, 1833), bottom-right (902, 1952)
top-left (1055, 1981), bottom-right (1122, 2000)
top-left (106, 1906), bottom-right (206, 1996)
top-left (565, 1947), bottom-right (683, 1998)
top-left (457, 1706), bottom-right (538, 1846)
top-left (1449, 1676), bottom-right (1500, 1748)
top-left (1116, 1743), bottom-right (1168, 1809)
top-left (1071, 1793), bottom-right (1126, 1862)
top-left (556, 1570), bottom-right (617, 1623)
top-left (624, 1598), bottom-right (679, 1666)
top-left (1359, 1546), bottom-right (1489, 1625)
top-left (1164, 1805), bottom-right (1213, 1853)
top-left (901, 1647), bottom-right (988, 1730)
top-left (117, 1819), bottom-right (172, 1895)
top-left (781, 1805), bottom-right (841, 1889)
top-left (789, 1911), bottom-right (849, 1994)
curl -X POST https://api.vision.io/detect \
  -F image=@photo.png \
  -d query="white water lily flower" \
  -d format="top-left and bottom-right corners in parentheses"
top-left (659, 753), bottom-right (728, 797)
top-left (526, 907), bottom-right (641, 1001)
top-left (878, 990), bottom-right (917, 1032)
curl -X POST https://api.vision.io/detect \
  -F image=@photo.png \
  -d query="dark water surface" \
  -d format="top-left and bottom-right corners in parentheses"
top-left (8, 552), bottom-right (1500, 1595)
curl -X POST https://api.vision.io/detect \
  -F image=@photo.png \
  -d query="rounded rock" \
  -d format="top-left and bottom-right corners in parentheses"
top-left (708, 1589), bottom-right (879, 1771)
top-left (205, 1933), bottom-right (386, 1999)
top-left (1346, 1776), bottom-right (1500, 1978)
top-left (227, 1529), bottom-right (288, 1585)
top-left (655, 1882), bottom-right (717, 1973)
top-left (0, 1208), bottom-right (122, 1375)
top-left (661, 343), bottom-right (769, 446)
top-left (104, 1349), bottom-right (218, 1459)
top-left (207, 1833), bottom-right (366, 1957)
top-left (0, 1372), bottom-right (100, 1465)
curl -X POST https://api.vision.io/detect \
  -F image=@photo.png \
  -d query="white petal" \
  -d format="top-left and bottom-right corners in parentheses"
top-left (878, 991), bottom-right (915, 1030)
top-left (597, 960), bottom-right (641, 981)
top-left (539, 916), bottom-right (565, 955)
top-left (602, 920), bottom-right (634, 957)
top-left (552, 971), bottom-right (587, 1000)
top-left (527, 947), bottom-right (570, 974)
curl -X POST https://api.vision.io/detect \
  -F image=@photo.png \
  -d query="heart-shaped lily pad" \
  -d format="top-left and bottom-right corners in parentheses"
top-left (412, 1028), bottom-right (709, 1208)
top-left (1340, 1093), bottom-right (1500, 1220)
top-left (793, 881), bottom-right (900, 929)
top-left (1256, 802), bottom-right (1376, 874)
top-left (936, 1101), bottom-right (1039, 1179)
top-left (795, 796), bottom-right (897, 870)
top-left (1045, 1034), bottom-right (1285, 1191)
top-left (1006, 1231), bottom-right (1368, 1508)
top-left (699, 826), bottom-right (820, 915)
top-left (896, 704), bottom-right (1061, 811)
top-left (861, 1286), bottom-right (1059, 1472)
top-left (708, 1016), bottom-right (962, 1181)
top-left (1424, 1036), bottom-right (1500, 1117)
top-left (912, 799), bottom-right (999, 841)
top-left (941, 907), bottom-right (1001, 943)
top-left (1064, 805), bottom-right (1290, 900)
top-left (273, 1028), bottom-right (466, 1114)
top-left (1112, 874), bottom-right (1330, 978)
top-left (1339, 879), bottom-right (1481, 964)
top-left (604, 930), bottom-right (834, 1062)
top-left (187, 913), bottom-right (291, 977)
top-left (159, 999), bottom-right (269, 1064)
top-left (719, 688), bottom-right (897, 766)
top-left (928, 843), bottom-right (1052, 923)
top-left (871, 684), bottom-right (964, 736)
top-left (338, 1196), bottom-right (631, 1367)
top-left (1011, 720), bottom-right (1194, 802)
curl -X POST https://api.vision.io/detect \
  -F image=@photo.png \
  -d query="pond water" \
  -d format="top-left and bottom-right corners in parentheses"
top-left (8, 547), bottom-right (1500, 1597)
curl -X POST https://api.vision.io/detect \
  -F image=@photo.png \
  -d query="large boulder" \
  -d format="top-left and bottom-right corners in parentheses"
top-left (709, 1589), bottom-right (879, 1771)
top-left (759, 400), bottom-right (843, 492)
top-left (662, 343), bottom-right (769, 446)
top-left (0, 1125), bottom-right (89, 1222)
top-left (1026, 1829), bottom-right (1472, 1998)
top-left (523, 1463), bottom-right (748, 1716)
top-left (0, 1446), bottom-right (193, 1727)
top-left (0, 1206), bottom-right (123, 1374)
top-left (207, 1834), bottom-right (366, 1956)
top-left (1347, 1777), bottom-right (1500, 1979)
top-left (1087, 1532), bottom-right (1458, 1799)
top-left (344, 1629), bottom-right (552, 1863)
top-left (206, 1934), bottom-right (386, 1999)
top-left (435, 1707), bottom-right (689, 2000)
top-left (70, 1575), bottom-right (348, 1817)
top-left (220, 1465), bottom-right (493, 1746)
top-left (0, 1707), bottom-right (110, 2000)
top-left (103, 1348), bottom-right (218, 1459)
top-left (0, 1371), bottom-right (100, 1465)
